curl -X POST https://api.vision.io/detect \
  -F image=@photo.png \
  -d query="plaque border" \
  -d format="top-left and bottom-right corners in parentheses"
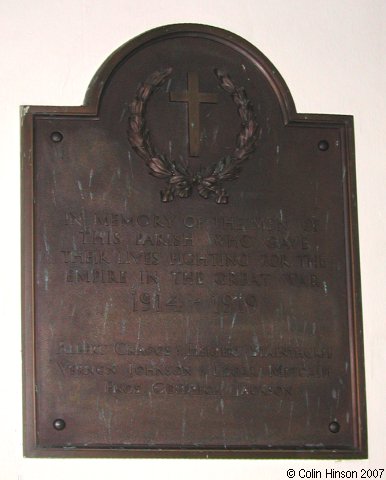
top-left (21, 23), bottom-right (367, 459)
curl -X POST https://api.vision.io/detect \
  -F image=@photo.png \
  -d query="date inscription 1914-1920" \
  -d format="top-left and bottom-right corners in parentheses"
top-left (21, 24), bottom-right (366, 458)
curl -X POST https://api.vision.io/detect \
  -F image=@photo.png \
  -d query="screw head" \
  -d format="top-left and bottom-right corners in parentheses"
top-left (318, 140), bottom-right (329, 151)
top-left (51, 131), bottom-right (63, 143)
top-left (53, 418), bottom-right (66, 430)
top-left (329, 421), bottom-right (340, 433)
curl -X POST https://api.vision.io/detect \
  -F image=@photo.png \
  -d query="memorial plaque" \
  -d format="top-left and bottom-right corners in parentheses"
top-left (21, 24), bottom-right (367, 458)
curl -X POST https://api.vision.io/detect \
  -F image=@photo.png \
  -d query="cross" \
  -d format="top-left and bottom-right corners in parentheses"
top-left (170, 72), bottom-right (218, 157)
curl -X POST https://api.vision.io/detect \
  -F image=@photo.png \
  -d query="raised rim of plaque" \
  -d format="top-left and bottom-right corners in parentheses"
top-left (21, 23), bottom-right (367, 458)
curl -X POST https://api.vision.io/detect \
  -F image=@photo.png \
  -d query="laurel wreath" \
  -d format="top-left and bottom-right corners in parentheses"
top-left (127, 68), bottom-right (259, 203)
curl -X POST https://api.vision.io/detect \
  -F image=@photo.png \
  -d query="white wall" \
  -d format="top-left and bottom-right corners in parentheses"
top-left (0, 0), bottom-right (385, 478)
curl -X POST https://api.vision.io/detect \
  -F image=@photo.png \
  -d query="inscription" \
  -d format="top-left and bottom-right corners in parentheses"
top-left (61, 250), bottom-right (160, 265)
top-left (127, 364), bottom-right (192, 377)
top-left (55, 359), bottom-right (331, 384)
top-left (130, 292), bottom-right (259, 313)
top-left (213, 234), bottom-right (254, 248)
top-left (94, 213), bottom-right (176, 228)
top-left (105, 381), bottom-right (293, 397)
top-left (269, 365), bottom-right (330, 378)
top-left (135, 233), bottom-right (192, 246)
top-left (61, 250), bottom-right (110, 264)
top-left (57, 342), bottom-right (109, 355)
top-left (213, 272), bottom-right (270, 286)
top-left (117, 252), bottom-right (159, 265)
top-left (66, 212), bottom-right (291, 231)
top-left (57, 362), bottom-right (117, 376)
top-left (169, 252), bottom-right (249, 266)
top-left (52, 209), bottom-right (335, 407)
top-left (106, 381), bottom-right (142, 395)
top-left (265, 235), bottom-right (311, 250)
top-left (170, 271), bottom-right (205, 285)
top-left (66, 269), bottom-right (128, 283)
top-left (54, 340), bottom-right (332, 401)
top-left (56, 341), bottom-right (332, 359)
top-left (80, 229), bottom-right (121, 245)
top-left (235, 384), bottom-right (292, 397)
top-left (59, 210), bottom-right (332, 293)
top-left (65, 212), bottom-right (177, 228)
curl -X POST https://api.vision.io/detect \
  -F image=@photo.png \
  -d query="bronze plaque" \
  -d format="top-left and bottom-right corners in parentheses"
top-left (21, 24), bottom-right (367, 458)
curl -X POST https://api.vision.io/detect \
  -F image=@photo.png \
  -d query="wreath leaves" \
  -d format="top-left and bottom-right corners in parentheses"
top-left (127, 68), bottom-right (259, 203)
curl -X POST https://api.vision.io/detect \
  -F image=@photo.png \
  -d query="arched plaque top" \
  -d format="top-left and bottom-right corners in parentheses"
top-left (84, 23), bottom-right (297, 124)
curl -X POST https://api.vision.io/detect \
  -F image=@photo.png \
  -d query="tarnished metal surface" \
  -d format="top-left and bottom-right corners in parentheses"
top-left (21, 24), bottom-right (366, 458)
